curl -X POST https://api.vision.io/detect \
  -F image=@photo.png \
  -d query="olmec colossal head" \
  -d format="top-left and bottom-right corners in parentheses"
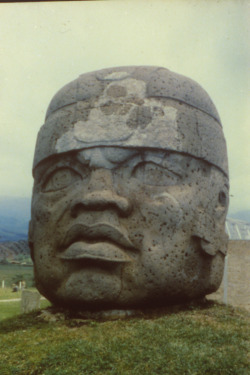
top-left (29, 66), bottom-right (229, 309)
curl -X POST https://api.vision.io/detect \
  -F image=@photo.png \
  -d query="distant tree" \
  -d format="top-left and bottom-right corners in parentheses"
top-left (0, 258), bottom-right (9, 265)
top-left (11, 273), bottom-right (25, 285)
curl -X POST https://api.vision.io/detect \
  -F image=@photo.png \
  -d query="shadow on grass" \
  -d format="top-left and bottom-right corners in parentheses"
top-left (0, 299), bottom-right (235, 334)
top-left (0, 310), bottom-right (51, 333)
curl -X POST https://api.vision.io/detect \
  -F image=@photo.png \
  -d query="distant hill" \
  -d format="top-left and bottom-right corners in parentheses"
top-left (0, 240), bottom-right (30, 263)
top-left (0, 197), bottom-right (30, 242)
top-left (0, 216), bottom-right (29, 242)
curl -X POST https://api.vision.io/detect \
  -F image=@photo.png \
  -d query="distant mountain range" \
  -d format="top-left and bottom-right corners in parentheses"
top-left (0, 196), bottom-right (249, 243)
top-left (0, 197), bottom-right (30, 242)
top-left (0, 240), bottom-right (30, 263)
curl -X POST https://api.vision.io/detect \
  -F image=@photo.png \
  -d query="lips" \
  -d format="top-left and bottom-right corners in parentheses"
top-left (58, 223), bottom-right (137, 263)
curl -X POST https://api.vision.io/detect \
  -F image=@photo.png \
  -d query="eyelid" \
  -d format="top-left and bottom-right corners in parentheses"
top-left (39, 161), bottom-right (81, 184)
top-left (113, 153), bottom-right (142, 170)
top-left (160, 164), bottom-right (182, 178)
top-left (144, 153), bottom-right (183, 178)
top-left (132, 160), bottom-right (182, 178)
top-left (41, 166), bottom-right (82, 192)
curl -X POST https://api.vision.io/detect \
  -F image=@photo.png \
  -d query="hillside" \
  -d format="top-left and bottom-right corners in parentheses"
top-left (0, 217), bottom-right (28, 242)
top-left (0, 300), bottom-right (249, 375)
top-left (0, 197), bottom-right (30, 242)
top-left (0, 240), bottom-right (30, 263)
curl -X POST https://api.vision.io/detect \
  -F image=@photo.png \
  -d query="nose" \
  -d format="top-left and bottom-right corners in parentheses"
top-left (70, 169), bottom-right (131, 218)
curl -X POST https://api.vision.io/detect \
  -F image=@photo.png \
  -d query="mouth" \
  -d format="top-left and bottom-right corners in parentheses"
top-left (58, 223), bottom-right (137, 263)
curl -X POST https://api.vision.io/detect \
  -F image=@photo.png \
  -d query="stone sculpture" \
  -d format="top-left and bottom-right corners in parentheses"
top-left (21, 290), bottom-right (41, 313)
top-left (29, 66), bottom-right (229, 309)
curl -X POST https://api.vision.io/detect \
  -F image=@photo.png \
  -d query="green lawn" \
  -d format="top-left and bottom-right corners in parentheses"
top-left (0, 301), bottom-right (21, 321)
top-left (0, 263), bottom-right (34, 288)
top-left (0, 286), bottom-right (51, 321)
top-left (0, 301), bottom-right (249, 375)
top-left (0, 297), bottom-right (51, 321)
top-left (0, 287), bottom-right (22, 300)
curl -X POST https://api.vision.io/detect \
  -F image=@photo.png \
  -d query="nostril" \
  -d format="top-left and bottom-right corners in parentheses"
top-left (71, 203), bottom-right (82, 218)
top-left (70, 192), bottom-right (132, 218)
top-left (114, 198), bottom-right (132, 217)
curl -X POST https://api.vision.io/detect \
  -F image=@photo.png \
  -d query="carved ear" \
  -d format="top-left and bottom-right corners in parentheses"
top-left (193, 208), bottom-right (228, 256)
top-left (199, 233), bottom-right (228, 256)
top-left (28, 220), bottom-right (34, 262)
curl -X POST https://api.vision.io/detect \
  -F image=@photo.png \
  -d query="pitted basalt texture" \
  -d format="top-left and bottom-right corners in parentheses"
top-left (29, 66), bottom-right (229, 310)
top-left (33, 66), bottom-right (227, 176)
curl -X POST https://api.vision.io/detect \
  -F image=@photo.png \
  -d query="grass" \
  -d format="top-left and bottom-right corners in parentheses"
top-left (0, 287), bottom-right (51, 321)
top-left (0, 287), bottom-right (45, 303)
top-left (0, 298), bottom-right (51, 321)
top-left (0, 263), bottom-right (34, 288)
top-left (0, 287), bottom-right (22, 300)
top-left (0, 300), bottom-right (249, 375)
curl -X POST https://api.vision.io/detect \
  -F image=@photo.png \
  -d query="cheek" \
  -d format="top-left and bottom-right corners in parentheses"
top-left (33, 246), bottom-right (72, 298)
top-left (137, 186), bottom-right (196, 231)
top-left (33, 204), bottom-right (52, 227)
top-left (31, 191), bottom-right (72, 229)
top-left (31, 193), bottom-right (54, 226)
top-left (31, 195), bottom-right (66, 249)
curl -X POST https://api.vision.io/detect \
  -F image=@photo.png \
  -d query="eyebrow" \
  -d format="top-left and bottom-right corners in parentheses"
top-left (34, 149), bottom-right (192, 180)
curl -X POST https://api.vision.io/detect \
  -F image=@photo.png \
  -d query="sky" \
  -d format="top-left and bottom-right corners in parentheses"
top-left (0, 0), bottom-right (249, 215)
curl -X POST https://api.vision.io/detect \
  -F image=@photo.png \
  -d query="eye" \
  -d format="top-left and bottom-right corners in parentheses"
top-left (132, 162), bottom-right (181, 186)
top-left (42, 168), bottom-right (81, 192)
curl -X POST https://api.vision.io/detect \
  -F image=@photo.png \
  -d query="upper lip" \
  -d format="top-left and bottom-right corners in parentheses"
top-left (60, 223), bottom-right (135, 252)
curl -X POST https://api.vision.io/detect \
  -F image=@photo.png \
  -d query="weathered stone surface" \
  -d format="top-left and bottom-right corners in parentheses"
top-left (33, 66), bottom-right (227, 175)
top-left (21, 290), bottom-right (40, 313)
top-left (29, 66), bottom-right (229, 310)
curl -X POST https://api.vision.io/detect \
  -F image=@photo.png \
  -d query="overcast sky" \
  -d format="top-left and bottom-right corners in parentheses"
top-left (0, 0), bottom-right (249, 215)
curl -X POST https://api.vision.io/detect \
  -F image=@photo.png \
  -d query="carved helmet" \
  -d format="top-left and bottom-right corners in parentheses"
top-left (33, 66), bottom-right (228, 178)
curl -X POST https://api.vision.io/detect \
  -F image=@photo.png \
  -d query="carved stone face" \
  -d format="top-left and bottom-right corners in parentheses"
top-left (30, 66), bottom-right (229, 309)
top-left (30, 146), bottom-right (228, 308)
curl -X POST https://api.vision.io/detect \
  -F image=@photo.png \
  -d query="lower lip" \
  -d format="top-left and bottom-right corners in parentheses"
top-left (58, 241), bottom-right (133, 263)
